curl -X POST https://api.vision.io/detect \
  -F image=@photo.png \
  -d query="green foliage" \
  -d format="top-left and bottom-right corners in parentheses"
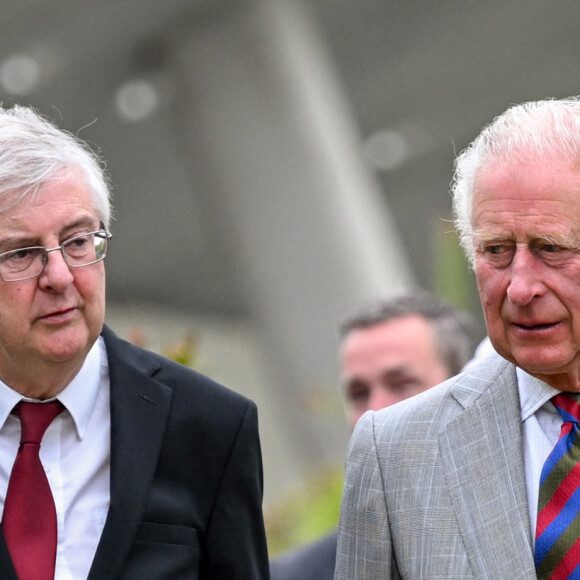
top-left (434, 225), bottom-right (473, 311)
top-left (126, 326), bottom-right (199, 368)
top-left (265, 466), bottom-right (344, 557)
top-left (433, 221), bottom-right (485, 334)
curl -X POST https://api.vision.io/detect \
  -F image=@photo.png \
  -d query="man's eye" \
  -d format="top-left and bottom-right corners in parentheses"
top-left (477, 243), bottom-right (514, 267)
top-left (541, 244), bottom-right (562, 253)
top-left (6, 248), bottom-right (35, 261)
top-left (346, 383), bottom-right (369, 403)
top-left (67, 236), bottom-right (89, 249)
top-left (486, 245), bottom-right (505, 254)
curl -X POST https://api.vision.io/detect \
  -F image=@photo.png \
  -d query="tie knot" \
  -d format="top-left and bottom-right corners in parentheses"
top-left (14, 401), bottom-right (64, 444)
top-left (552, 392), bottom-right (580, 424)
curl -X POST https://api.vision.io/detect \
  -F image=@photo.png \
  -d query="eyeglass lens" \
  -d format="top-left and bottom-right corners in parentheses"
top-left (0, 231), bottom-right (109, 281)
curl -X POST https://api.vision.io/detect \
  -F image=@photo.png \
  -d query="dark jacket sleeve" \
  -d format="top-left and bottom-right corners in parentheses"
top-left (94, 326), bottom-right (270, 580)
top-left (201, 400), bottom-right (270, 579)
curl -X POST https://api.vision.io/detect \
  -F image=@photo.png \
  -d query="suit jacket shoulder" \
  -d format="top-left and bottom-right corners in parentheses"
top-left (87, 325), bottom-right (269, 580)
top-left (102, 323), bottom-right (251, 411)
top-left (335, 356), bottom-right (537, 580)
top-left (369, 353), bottom-right (516, 445)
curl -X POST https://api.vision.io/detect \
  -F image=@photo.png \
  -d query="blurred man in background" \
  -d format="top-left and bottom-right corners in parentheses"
top-left (270, 291), bottom-right (478, 580)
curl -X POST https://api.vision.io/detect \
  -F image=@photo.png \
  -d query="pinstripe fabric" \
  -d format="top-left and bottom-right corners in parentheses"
top-left (334, 355), bottom-right (537, 580)
top-left (535, 393), bottom-right (580, 579)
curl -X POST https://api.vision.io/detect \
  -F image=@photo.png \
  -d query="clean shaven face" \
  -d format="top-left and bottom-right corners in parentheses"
top-left (0, 169), bottom-right (106, 395)
top-left (340, 314), bottom-right (451, 430)
top-left (472, 152), bottom-right (580, 391)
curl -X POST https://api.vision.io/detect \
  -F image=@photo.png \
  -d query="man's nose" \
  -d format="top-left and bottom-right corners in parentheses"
top-left (38, 249), bottom-right (74, 290)
top-left (506, 247), bottom-right (546, 306)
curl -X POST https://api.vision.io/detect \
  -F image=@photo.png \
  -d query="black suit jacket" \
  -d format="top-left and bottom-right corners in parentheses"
top-left (270, 530), bottom-right (337, 580)
top-left (0, 325), bottom-right (270, 579)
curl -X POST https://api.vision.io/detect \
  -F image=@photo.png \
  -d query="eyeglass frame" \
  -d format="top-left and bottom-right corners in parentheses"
top-left (0, 227), bottom-right (112, 282)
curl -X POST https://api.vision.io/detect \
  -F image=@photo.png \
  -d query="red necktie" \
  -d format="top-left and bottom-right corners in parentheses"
top-left (2, 401), bottom-right (64, 580)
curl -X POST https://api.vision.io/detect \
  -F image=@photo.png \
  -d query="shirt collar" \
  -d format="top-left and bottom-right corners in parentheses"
top-left (0, 336), bottom-right (106, 439)
top-left (516, 366), bottom-right (560, 422)
top-left (0, 379), bottom-right (24, 429)
top-left (57, 337), bottom-right (106, 439)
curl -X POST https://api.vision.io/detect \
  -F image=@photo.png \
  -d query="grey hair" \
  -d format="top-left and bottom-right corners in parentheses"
top-left (451, 96), bottom-right (580, 266)
top-left (0, 105), bottom-right (112, 228)
top-left (339, 291), bottom-right (478, 377)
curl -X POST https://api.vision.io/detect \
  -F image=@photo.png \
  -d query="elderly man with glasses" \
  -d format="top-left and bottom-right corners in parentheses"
top-left (0, 105), bottom-right (269, 580)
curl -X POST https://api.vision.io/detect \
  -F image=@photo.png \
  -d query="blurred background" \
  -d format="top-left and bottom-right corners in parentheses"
top-left (2, 0), bottom-right (579, 554)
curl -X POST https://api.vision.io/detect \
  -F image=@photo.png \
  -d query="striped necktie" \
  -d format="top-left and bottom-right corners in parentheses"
top-left (535, 392), bottom-right (580, 579)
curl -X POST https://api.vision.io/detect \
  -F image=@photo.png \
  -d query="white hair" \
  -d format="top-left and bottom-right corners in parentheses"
top-left (451, 96), bottom-right (580, 265)
top-left (0, 105), bottom-right (112, 228)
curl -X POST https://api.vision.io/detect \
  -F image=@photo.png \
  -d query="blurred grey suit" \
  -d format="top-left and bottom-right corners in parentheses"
top-left (334, 355), bottom-right (538, 579)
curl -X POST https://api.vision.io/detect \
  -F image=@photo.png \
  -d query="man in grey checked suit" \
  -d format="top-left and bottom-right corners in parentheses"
top-left (335, 96), bottom-right (580, 579)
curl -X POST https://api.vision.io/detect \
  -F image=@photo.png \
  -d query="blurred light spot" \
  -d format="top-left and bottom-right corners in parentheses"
top-left (115, 79), bottom-right (159, 123)
top-left (0, 54), bottom-right (41, 96)
top-left (362, 129), bottom-right (410, 172)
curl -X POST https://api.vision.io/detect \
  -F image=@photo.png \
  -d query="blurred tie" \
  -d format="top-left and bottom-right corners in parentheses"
top-left (536, 392), bottom-right (580, 579)
top-left (2, 401), bottom-right (64, 580)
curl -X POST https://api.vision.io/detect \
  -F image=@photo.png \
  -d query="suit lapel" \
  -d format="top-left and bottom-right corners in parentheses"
top-left (0, 534), bottom-right (17, 579)
top-left (88, 328), bottom-right (173, 580)
top-left (439, 361), bottom-right (537, 578)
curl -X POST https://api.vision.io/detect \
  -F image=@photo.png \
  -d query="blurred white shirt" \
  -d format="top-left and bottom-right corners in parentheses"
top-left (517, 368), bottom-right (562, 541)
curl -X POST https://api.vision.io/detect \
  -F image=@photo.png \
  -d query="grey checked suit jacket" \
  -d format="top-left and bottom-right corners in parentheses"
top-left (334, 355), bottom-right (539, 580)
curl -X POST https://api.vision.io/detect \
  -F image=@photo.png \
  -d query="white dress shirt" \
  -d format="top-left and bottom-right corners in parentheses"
top-left (518, 367), bottom-right (564, 540)
top-left (0, 337), bottom-right (111, 580)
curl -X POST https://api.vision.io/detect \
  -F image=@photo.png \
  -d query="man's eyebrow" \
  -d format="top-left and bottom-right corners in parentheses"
top-left (0, 233), bottom-right (40, 251)
top-left (472, 230), bottom-right (513, 243)
top-left (472, 230), bottom-right (577, 247)
top-left (0, 217), bottom-right (99, 250)
top-left (381, 365), bottom-right (417, 381)
top-left (59, 217), bottom-right (100, 236)
top-left (531, 233), bottom-right (577, 247)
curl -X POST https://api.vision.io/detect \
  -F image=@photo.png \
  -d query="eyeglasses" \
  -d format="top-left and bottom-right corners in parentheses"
top-left (0, 229), bottom-right (112, 282)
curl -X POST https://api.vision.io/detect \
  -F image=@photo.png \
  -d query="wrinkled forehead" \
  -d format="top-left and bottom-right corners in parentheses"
top-left (473, 150), bottom-right (580, 205)
top-left (1, 168), bottom-right (94, 211)
top-left (0, 168), bottom-right (108, 230)
top-left (0, 170), bottom-right (100, 232)
top-left (472, 154), bottom-right (580, 247)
